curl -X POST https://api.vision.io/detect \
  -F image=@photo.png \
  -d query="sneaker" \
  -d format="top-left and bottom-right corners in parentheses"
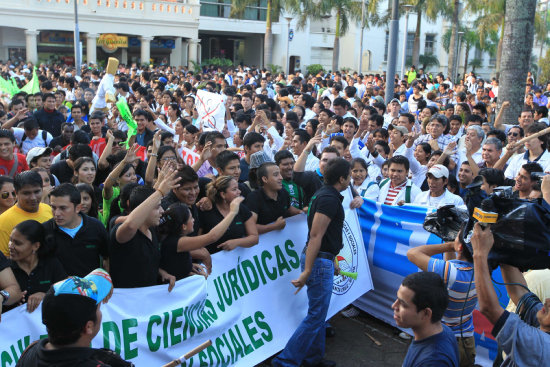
top-left (399, 331), bottom-right (412, 340)
top-left (341, 306), bottom-right (360, 318)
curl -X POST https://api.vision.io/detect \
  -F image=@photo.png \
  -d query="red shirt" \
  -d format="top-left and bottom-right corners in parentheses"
top-left (0, 154), bottom-right (29, 177)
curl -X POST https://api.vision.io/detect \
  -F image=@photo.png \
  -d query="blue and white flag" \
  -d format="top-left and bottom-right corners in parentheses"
top-left (354, 199), bottom-right (509, 367)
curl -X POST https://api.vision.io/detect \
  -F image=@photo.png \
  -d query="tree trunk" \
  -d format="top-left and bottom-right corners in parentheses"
top-left (498, 0), bottom-right (537, 122)
top-left (463, 43), bottom-right (470, 79)
top-left (333, 10), bottom-right (341, 71)
top-left (263, 0), bottom-right (273, 68)
top-left (412, 7), bottom-right (422, 67)
top-left (495, 20), bottom-right (505, 79)
top-left (447, 0), bottom-right (460, 79)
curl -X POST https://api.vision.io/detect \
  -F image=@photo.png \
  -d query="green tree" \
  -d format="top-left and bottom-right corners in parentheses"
top-left (404, 0), bottom-right (448, 67)
top-left (294, 0), bottom-right (380, 72)
top-left (418, 53), bottom-right (439, 70)
top-left (231, 0), bottom-right (293, 68)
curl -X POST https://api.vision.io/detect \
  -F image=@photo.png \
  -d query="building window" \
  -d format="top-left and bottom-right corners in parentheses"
top-left (424, 34), bottom-right (436, 55)
top-left (384, 31), bottom-right (389, 61)
top-left (405, 32), bottom-right (415, 61)
top-left (200, 0), bottom-right (271, 21)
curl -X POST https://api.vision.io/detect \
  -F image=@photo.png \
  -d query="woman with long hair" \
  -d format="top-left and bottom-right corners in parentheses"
top-left (199, 176), bottom-right (258, 254)
top-left (158, 197), bottom-right (243, 279)
top-left (76, 183), bottom-right (99, 220)
top-left (7, 220), bottom-right (66, 312)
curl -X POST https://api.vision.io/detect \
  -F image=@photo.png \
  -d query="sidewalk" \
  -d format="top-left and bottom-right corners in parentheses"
top-left (256, 308), bottom-right (410, 366)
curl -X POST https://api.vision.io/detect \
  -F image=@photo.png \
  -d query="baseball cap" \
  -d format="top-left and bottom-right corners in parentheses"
top-left (373, 96), bottom-right (384, 104)
top-left (249, 151), bottom-right (273, 169)
top-left (42, 269), bottom-right (113, 332)
top-left (157, 76), bottom-right (168, 84)
top-left (393, 125), bottom-right (409, 136)
top-left (26, 147), bottom-right (52, 166)
top-left (390, 98), bottom-right (400, 104)
top-left (427, 164), bottom-right (449, 179)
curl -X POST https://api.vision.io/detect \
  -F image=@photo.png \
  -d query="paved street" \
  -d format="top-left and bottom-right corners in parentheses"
top-left (257, 308), bottom-right (410, 366)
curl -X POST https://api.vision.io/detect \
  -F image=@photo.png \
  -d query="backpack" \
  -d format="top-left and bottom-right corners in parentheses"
top-left (20, 130), bottom-right (48, 150)
top-left (379, 178), bottom-right (412, 203)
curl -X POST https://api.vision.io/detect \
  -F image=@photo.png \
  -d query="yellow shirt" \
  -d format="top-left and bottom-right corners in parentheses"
top-left (0, 203), bottom-right (53, 256)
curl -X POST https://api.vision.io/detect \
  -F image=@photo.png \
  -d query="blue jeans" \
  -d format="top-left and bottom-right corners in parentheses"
top-left (272, 252), bottom-right (334, 367)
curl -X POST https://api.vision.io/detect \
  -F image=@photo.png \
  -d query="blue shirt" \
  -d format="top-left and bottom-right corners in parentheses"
top-left (402, 324), bottom-right (459, 367)
top-left (58, 216), bottom-right (84, 238)
top-left (428, 259), bottom-right (477, 336)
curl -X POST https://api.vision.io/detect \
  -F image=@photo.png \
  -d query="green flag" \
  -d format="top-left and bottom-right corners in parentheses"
top-left (116, 98), bottom-right (137, 148)
top-left (0, 76), bottom-right (17, 97)
top-left (20, 67), bottom-right (40, 94)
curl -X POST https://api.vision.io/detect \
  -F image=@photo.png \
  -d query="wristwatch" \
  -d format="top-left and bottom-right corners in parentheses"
top-left (0, 290), bottom-right (9, 305)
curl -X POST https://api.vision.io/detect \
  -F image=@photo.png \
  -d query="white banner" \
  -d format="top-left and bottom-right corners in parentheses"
top-left (180, 146), bottom-right (200, 166)
top-left (0, 190), bottom-right (372, 366)
top-left (195, 90), bottom-right (226, 132)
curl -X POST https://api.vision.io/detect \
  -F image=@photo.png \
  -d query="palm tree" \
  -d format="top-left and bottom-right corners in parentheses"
top-left (446, 0), bottom-right (460, 79)
top-left (231, 0), bottom-right (294, 68)
top-left (419, 53), bottom-right (440, 70)
top-left (498, 0), bottom-right (536, 123)
top-left (405, 0), bottom-right (448, 67)
top-left (293, 0), bottom-right (380, 72)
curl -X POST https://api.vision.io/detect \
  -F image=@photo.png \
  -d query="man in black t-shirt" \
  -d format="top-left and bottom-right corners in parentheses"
top-left (43, 184), bottom-right (109, 278)
top-left (273, 158), bottom-right (351, 367)
top-left (245, 162), bottom-right (301, 234)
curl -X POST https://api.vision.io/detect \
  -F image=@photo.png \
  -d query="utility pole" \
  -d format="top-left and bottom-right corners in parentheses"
top-left (400, 5), bottom-right (414, 80)
top-left (385, 0), bottom-right (399, 103)
top-left (74, 0), bottom-right (81, 76)
top-left (358, 0), bottom-right (367, 73)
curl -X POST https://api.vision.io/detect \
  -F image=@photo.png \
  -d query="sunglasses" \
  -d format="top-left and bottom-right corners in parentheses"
top-left (1, 191), bottom-right (15, 199)
top-left (508, 132), bottom-right (519, 137)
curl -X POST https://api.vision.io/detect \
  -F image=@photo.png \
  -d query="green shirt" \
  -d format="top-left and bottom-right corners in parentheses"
top-left (101, 186), bottom-right (121, 227)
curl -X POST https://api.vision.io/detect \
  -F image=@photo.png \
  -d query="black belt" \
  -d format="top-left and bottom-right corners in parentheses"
top-left (302, 247), bottom-right (335, 261)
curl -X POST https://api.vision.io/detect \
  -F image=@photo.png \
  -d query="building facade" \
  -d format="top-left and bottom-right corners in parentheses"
top-left (0, 0), bottom-right (497, 79)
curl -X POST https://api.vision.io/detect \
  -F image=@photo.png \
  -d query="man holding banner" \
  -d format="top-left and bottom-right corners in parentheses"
top-left (273, 158), bottom-right (351, 367)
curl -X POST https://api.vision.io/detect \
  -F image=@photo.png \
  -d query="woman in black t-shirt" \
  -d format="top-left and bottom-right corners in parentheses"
top-left (199, 176), bottom-right (259, 254)
top-left (158, 197), bottom-right (244, 279)
top-left (7, 220), bottom-right (66, 313)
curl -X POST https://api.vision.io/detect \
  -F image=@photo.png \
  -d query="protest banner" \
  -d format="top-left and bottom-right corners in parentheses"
top-left (196, 90), bottom-right (226, 132)
top-left (180, 146), bottom-right (201, 166)
top-left (0, 190), bottom-right (371, 366)
top-left (354, 199), bottom-right (510, 367)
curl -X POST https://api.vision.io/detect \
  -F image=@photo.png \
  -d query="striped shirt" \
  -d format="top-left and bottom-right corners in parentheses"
top-left (428, 258), bottom-right (477, 337)
top-left (383, 181), bottom-right (407, 206)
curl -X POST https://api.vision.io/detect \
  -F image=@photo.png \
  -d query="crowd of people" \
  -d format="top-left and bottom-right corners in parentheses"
top-left (0, 60), bottom-right (548, 367)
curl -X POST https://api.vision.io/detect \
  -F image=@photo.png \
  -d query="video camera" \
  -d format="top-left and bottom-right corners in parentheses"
top-left (424, 187), bottom-right (550, 271)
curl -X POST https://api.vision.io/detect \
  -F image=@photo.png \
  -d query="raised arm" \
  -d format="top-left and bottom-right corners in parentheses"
top-left (116, 166), bottom-right (180, 244)
top-left (471, 223), bottom-right (504, 324)
top-left (177, 197), bottom-right (244, 251)
top-left (407, 242), bottom-right (455, 271)
top-left (493, 101), bottom-right (510, 132)
top-left (294, 135), bottom-right (322, 173)
top-left (103, 144), bottom-right (139, 200)
top-left (98, 129), bottom-right (115, 170)
top-left (144, 131), bottom-right (161, 186)
top-left (499, 264), bottom-right (529, 308)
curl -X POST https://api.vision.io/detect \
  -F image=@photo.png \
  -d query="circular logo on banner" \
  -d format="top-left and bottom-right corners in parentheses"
top-left (100, 34), bottom-right (120, 53)
top-left (332, 220), bottom-right (359, 295)
top-left (289, 30), bottom-right (294, 41)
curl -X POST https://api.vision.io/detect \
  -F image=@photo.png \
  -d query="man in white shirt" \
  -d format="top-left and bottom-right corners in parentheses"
top-left (384, 98), bottom-right (400, 128)
top-left (12, 117), bottom-right (53, 155)
top-left (291, 130), bottom-right (319, 172)
top-left (413, 164), bottom-right (466, 209)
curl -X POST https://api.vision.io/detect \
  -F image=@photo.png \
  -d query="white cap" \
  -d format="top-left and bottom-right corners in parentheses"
top-left (26, 147), bottom-right (52, 166)
top-left (427, 164), bottom-right (449, 179)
